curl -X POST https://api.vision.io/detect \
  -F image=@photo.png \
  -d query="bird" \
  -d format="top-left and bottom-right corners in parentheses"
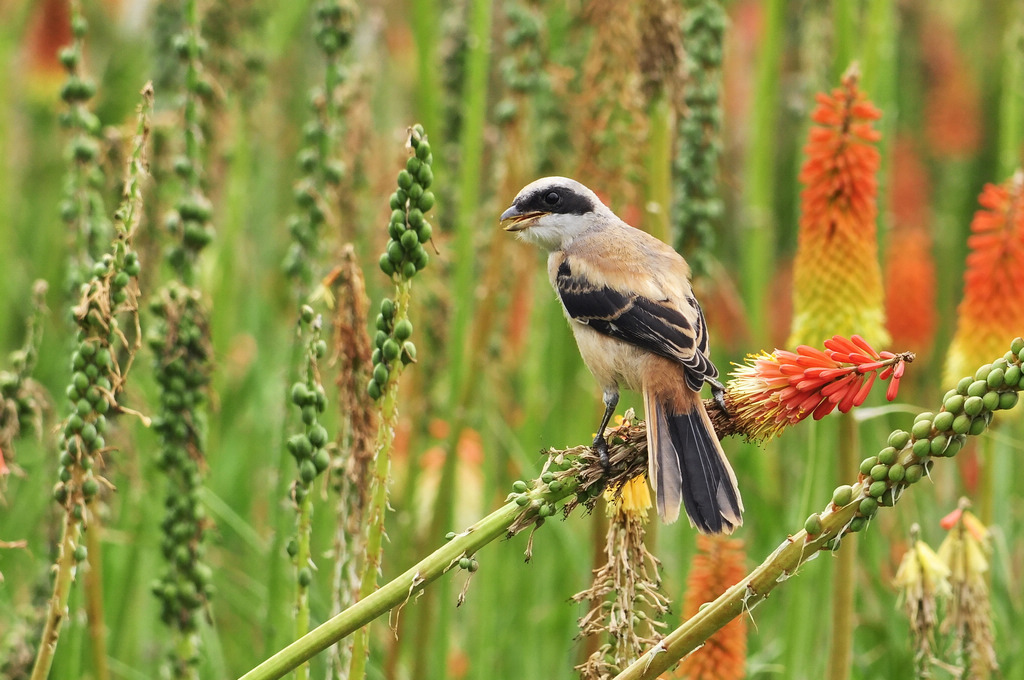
top-left (500, 176), bottom-right (743, 534)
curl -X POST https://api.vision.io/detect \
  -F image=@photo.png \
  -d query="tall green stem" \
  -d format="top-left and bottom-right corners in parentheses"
top-left (826, 413), bottom-right (857, 680)
top-left (30, 517), bottom-right (83, 680)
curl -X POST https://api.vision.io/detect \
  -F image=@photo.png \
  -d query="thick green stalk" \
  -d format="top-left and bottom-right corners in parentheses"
top-left (294, 494), bottom-right (313, 680)
top-left (832, 0), bottom-right (855, 81)
top-left (240, 487), bottom-right (568, 680)
top-left (30, 516), bottom-right (83, 680)
top-left (741, 0), bottom-right (784, 344)
top-left (83, 508), bottom-right (110, 680)
top-left (998, 6), bottom-right (1024, 177)
top-left (645, 93), bottom-right (672, 244)
top-left (826, 413), bottom-right (857, 680)
top-left (860, 0), bottom-right (898, 237)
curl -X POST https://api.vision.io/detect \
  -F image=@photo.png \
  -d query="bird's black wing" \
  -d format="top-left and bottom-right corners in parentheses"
top-left (555, 259), bottom-right (717, 391)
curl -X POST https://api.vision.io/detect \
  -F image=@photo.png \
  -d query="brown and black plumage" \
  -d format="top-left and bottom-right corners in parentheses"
top-left (501, 177), bottom-right (743, 533)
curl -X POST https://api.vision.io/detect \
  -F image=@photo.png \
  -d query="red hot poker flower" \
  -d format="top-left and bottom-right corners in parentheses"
top-left (727, 335), bottom-right (913, 441)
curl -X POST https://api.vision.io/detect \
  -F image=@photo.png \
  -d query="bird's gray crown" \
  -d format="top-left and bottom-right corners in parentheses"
top-left (511, 176), bottom-right (607, 217)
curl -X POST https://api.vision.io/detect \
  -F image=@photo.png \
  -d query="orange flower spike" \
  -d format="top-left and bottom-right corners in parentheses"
top-left (944, 172), bottom-right (1024, 385)
top-left (727, 335), bottom-right (911, 440)
top-left (790, 68), bottom-right (889, 349)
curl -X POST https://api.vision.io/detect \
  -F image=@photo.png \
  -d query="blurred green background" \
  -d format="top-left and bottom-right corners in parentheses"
top-left (1, 0), bottom-right (1022, 678)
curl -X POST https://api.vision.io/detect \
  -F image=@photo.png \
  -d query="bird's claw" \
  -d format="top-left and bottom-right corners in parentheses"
top-left (592, 435), bottom-right (611, 473)
top-left (709, 377), bottom-right (728, 414)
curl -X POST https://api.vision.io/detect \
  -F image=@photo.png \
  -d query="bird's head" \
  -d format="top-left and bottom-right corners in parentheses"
top-left (500, 177), bottom-right (613, 250)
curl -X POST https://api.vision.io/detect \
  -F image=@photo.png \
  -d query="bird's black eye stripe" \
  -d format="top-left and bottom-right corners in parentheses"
top-left (520, 182), bottom-right (595, 215)
top-left (544, 191), bottom-right (560, 206)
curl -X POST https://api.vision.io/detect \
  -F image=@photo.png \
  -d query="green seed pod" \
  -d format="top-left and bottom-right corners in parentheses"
top-left (539, 503), bottom-right (554, 518)
top-left (308, 424), bottom-right (328, 448)
top-left (911, 419), bottom-right (933, 439)
top-left (382, 338), bottom-right (400, 361)
top-left (299, 458), bottom-right (317, 484)
top-left (878, 447), bottom-right (897, 465)
top-left (381, 298), bottom-right (395, 319)
top-left (849, 517), bottom-right (867, 532)
top-left (832, 485), bottom-right (853, 507)
top-left (394, 319), bottom-right (413, 341)
top-left (408, 208), bottom-right (424, 229)
top-left (412, 247), bottom-right (429, 271)
top-left (914, 411), bottom-right (935, 423)
top-left (1004, 365), bottom-right (1021, 387)
top-left (379, 254), bottom-right (395, 276)
top-left (904, 464), bottom-right (924, 484)
top-left (291, 382), bottom-right (310, 406)
top-left (933, 410), bottom-right (955, 431)
top-left (287, 434), bottom-right (312, 460)
top-left (887, 431), bottom-right (910, 450)
top-left (417, 165), bottom-right (433, 188)
top-left (468, 559), bottom-right (479, 573)
top-left (418, 191), bottom-right (435, 212)
top-left (512, 480), bottom-right (528, 493)
top-left (951, 414), bottom-right (972, 435)
top-left (930, 434), bottom-right (949, 455)
top-left (999, 391), bottom-right (1019, 410)
top-left (956, 376), bottom-right (973, 395)
top-left (401, 261), bottom-right (417, 279)
top-left (548, 480), bottom-right (563, 492)
top-left (982, 391), bottom-right (1000, 412)
top-left (868, 480), bottom-right (887, 498)
top-left (397, 169), bottom-right (413, 190)
top-left (387, 240), bottom-right (405, 264)
top-left (74, 544), bottom-right (88, 562)
top-left (406, 156), bottom-right (422, 176)
top-left (374, 330), bottom-right (388, 349)
top-left (969, 416), bottom-right (987, 436)
top-left (1013, 337), bottom-right (1024, 354)
top-left (401, 228), bottom-right (420, 251)
top-left (389, 192), bottom-right (403, 210)
top-left (417, 221), bottom-right (433, 243)
top-left (416, 140), bottom-right (431, 160)
top-left (880, 487), bottom-right (897, 507)
top-left (943, 436), bottom-right (963, 457)
top-left (82, 477), bottom-right (100, 498)
top-left (975, 364), bottom-right (992, 382)
top-left (301, 405), bottom-right (316, 425)
top-left (375, 313), bottom-right (388, 332)
top-left (804, 513), bottom-right (822, 535)
top-left (388, 219), bottom-right (404, 240)
top-left (408, 182), bottom-right (423, 201)
top-left (870, 464), bottom-right (889, 481)
top-left (53, 482), bottom-right (68, 504)
top-left (298, 567), bottom-right (313, 587)
top-left (367, 379), bottom-right (381, 400)
top-left (859, 456), bottom-right (878, 476)
top-left (964, 396), bottom-right (984, 417)
top-left (888, 463), bottom-right (905, 482)
top-left (312, 448), bottom-right (330, 473)
top-left (858, 497), bottom-right (878, 518)
top-left (459, 557), bottom-right (472, 570)
top-left (967, 380), bottom-right (988, 398)
top-left (515, 494), bottom-right (530, 506)
top-left (445, 531), bottom-right (457, 541)
top-left (300, 306), bottom-right (315, 324)
top-left (541, 472), bottom-right (554, 483)
top-left (373, 363), bottom-right (389, 386)
top-left (371, 348), bottom-right (382, 365)
top-left (401, 341), bottom-right (417, 364)
top-left (987, 367), bottom-right (1005, 389)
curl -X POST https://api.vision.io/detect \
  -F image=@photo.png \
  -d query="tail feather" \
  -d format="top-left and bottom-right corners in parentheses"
top-left (644, 390), bottom-right (743, 533)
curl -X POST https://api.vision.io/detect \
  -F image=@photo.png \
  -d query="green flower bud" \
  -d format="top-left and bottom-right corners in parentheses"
top-left (987, 367), bottom-right (1005, 389)
top-left (859, 456), bottom-right (877, 476)
top-left (417, 221), bottom-right (433, 243)
top-left (969, 416), bottom-right (987, 436)
top-left (515, 494), bottom-right (530, 506)
top-left (982, 391), bottom-right (1000, 411)
top-left (397, 169), bottom-right (413, 190)
top-left (400, 261), bottom-right (415, 278)
top-left (390, 192), bottom-right (403, 210)
top-left (382, 338), bottom-right (400, 361)
top-left (375, 314), bottom-right (388, 331)
top-left (418, 191), bottom-right (435, 212)
top-left (849, 517), bottom-right (867, 532)
top-left (391, 209), bottom-right (406, 225)
top-left (301, 305), bottom-right (316, 324)
top-left (406, 156), bottom-right (422, 176)
top-left (951, 413), bottom-right (972, 435)
top-left (417, 165), bottom-right (433, 188)
top-left (888, 430), bottom-right (910, 450)
top-left (445, 532), bottom-right (457, 541)
top-left (394, 319), bottom-right (413, 341)
top-left (301, 405), bottom-right (317, 425)
top-left (1004, 364), bottom-right (1021, 387)
top-left (374, 330), bottom-right (388, 349)
top-left (956, 376), bottom-right (973, 395)
top-left (858, 497), bottom-right (878, 518)
top-left (999, 391), bottom-right (1019, 410)
top-left (74, 544), bottom-right (88, 562)
top-left (416, 140), bottom-right (431, 160)
top-left (308, 424), bottom-right (328, 448)
top-left (459, 557), bottom-right (472, 570)
top-left (387, 240), bottom-right (405, 264)
top-left (930, 434), bottom-right (948, 455)
top-left (933, 410), bottom-right (955, 431)
top-left (832, 485), bottom-right (853, 507)
top-left (53, 482), bottom-right (68, 504)
top-left (401, 228), bottom-right (420, 251)
top-left (870, 464), bottom-right (889, 481)
top-left (312, 448), bottom-right (330, 473)
top-left (964, 396), bottom-right (984, 417)
top-left (975, 364), bottom-right (993, 382)
top-left (408, 183), bottom-right (423, 201)
top-left (911, 419), bottom-right (932, 439)
top-left (298, 567), bottom-right (313, 587)
top-left (82, 477), bottom-right (100, 498)
top-left (401, 341), bottom-right (417, 364)
top-left (943, 436), bottom-right (963, 457)
top-left (381, 298), bottom-right (395, 319)
top-left (379, 253), bottom-right (395, 276)
top-left (967, 380), bottom-right (988, 398)
top-left (412, 247), bottom-right (429, 271)
top-left (868, 481), bottom-right (887, 498)
top-left (291, 382), bottom-right (310, 405)
top-left (904, 464), bottom-right (924, 484)
top-left (512, 480), bottom-right (528, 493)
top-left (1012, 337), bottom-right (1024, 354)
top-left (804, 513), bottom-right (822, 535)
top-left (367, 379), bottom-right (381, 400)
top-left (538, 503), bottom-right (554, 518)
top-left (888, 464), bottom-right (905, 482)
top-left (914, 411), bottom-right (935, 423)
top-left (287, 434), bottom-right (312, 460)
top-left (548, 480), bottom-right (562, 492)
top-left (373, 363), bottom-right (389, 386)
top-left (878, 446), bottom-right (897, 465)
top-left (407, 208), bottom-right (423, 229)
top-left (299, 458), bottom-right (317, 484)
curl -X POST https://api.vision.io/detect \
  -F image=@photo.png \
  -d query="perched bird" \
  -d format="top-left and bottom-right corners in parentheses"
top-left (500, 177), bottom-right (743, 533)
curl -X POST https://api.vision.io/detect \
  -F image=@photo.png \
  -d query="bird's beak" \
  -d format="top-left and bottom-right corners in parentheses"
top-left (500, 206), bottom-right (547, 232)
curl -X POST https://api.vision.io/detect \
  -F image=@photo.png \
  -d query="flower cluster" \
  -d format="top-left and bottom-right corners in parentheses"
top-left (286, 307), bottom-right (332, 503)
top-left (727, 335), bottom-right (911, 441)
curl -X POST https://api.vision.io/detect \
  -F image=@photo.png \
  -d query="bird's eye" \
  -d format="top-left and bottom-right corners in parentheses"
top-left (544, 191), bottom-right (560, 206)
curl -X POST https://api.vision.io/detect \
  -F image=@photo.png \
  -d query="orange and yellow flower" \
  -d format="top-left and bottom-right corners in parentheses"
top-left (790, 68), bottom-right (888, 348)
top-left (675, 534), bottom-right (747, 680)
top-left (727, 335), bottom-right (911, 441)
top-left (944, 172), bottom-right (1024, 385)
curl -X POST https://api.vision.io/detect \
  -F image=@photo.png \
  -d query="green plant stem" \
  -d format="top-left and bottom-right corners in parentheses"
top-left (613, 500), bottom-right (861, 680)
top-left (999, 5), bottom-right (1024, 177)
top-left (977, 434), bottom-right (995, 527)
top-left (294, 493), bottom-right (313, 680)
top-left (83, 506), bottom-right (110, 680)
top-left (741, 0), bottom-right (784, 345)
top-left (826, 413), bottom-right (857, 680)
top-left (644, 92), bottom-right (672, 244)
top-left (30, 514), bottom-right (83, 680)
top-left (240, 488), bottom-right (566, 680)
top-left (348, 280), bottom-right (411, 680)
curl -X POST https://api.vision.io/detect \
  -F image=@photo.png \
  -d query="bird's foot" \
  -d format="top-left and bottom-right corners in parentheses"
top-left (592, 435), bottom-right (611, 474)
top-left (708, 377), bottom-right (728, 414)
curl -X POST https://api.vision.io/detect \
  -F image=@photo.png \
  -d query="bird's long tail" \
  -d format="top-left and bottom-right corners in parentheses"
top-left (643, 388), bottom-right (743, 533)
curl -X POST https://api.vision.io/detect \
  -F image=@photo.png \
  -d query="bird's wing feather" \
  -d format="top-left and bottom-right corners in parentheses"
top-left (555, 257), bottom-right (717, 390)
